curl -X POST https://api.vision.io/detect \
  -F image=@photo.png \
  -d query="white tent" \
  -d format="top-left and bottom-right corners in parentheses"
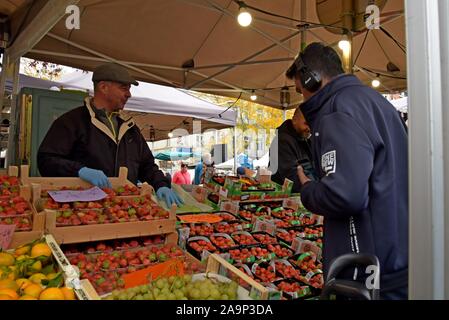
top-left (58, 71), bottom-right (236, 127)
top-left (253, 153), bottom-right (270, 169)
top-left (390, 97), bottom-right (408, 113)
top-left (214, 157), bottom-right (235, 170)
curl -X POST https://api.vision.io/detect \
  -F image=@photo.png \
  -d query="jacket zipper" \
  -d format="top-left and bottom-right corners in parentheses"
top-left (349, 216), bottom-right (360, 280)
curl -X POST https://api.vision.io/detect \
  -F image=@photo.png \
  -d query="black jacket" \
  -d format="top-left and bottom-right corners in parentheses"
top-left (300, 75), bottom-right (408, 294)
top-left (37, 97), bottom-right (170, 191)
top-left (269, 119), bottom-right (314, 193)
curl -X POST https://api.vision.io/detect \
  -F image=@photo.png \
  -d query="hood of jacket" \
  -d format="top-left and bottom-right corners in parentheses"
top-left (300, 74), bottom-right (365, 127)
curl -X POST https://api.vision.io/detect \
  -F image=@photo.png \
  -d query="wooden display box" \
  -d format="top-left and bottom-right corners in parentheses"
top-left (2, 167), bottom-right (46, 248)
top-left (44, 234), bottom-right (101, 300)
top-left (20, 164), bottom-right (177, 245)
top-left (9, 212), bottom-right (45, 248)
top-left (206, 253), bottom-right (269, 300)
top-left (20, 165), bottom-right (153, 197)
top-left (44, 207), bottom-right (177, 245)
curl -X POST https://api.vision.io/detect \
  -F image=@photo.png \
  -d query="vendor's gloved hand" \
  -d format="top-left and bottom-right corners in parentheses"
top-left (78, 167), bottom-right (112, 188)
top-left (156, 187), bottom-right (184, 207)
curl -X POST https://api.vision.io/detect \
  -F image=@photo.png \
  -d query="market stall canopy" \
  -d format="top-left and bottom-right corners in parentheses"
top-left (3, 0), bottom-right (406, 109)
top-left (154, 150), bottom-right (202, 161)
top-left (2, 71), bottom-right (236, 141)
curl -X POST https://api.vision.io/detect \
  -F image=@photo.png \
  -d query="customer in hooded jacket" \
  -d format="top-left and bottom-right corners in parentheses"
top-left (290, 42), bottom-right (408, 299)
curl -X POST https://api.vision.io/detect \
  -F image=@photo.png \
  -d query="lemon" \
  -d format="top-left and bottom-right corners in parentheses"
top-left (24, 283), bottom-right (43, 298)
top-left (0, 252), bottom-right (15, 266)
top-left (31, 243), bottom-right (52, 258)
top-left (0, 279), bottom-right (19, 291)
top-left (0, 288), bottom-right (19, 299)
top-left (61, 287), bottom-right (76, 300)
top-left (39, 287), bottom-right (65, 300)
top-left (14, 245), bottom-right (31, 257)
top-left (16, 254), bottom-right (30, 262)
top-left (31, 260), bottom-right (42, 272)
top-left (16, 278), bottom-right (32, 289)
top-left (28, 273), bottom-right (47, 285)
top-left (19, 295), bottom-right (38, 300)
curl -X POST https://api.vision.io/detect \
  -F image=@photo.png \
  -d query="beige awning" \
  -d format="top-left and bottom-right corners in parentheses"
top-left (3, 0), bottom-right (406, 109)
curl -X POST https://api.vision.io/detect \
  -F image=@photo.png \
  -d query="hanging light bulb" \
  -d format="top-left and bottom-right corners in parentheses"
top-left (250, 90), bottom-right (257, 101)
top-left (338, 35), bottom-right (350, 53)
top-left (168, 132), bottom-right (173, 138)
top-left (372, 75), bottom-right (381, 88)
top-left (237, 6), bottom-right (252, 27)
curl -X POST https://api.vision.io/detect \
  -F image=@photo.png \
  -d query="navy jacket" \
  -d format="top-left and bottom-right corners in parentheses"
top-left (300, 75), bottom-right (408, 291)
top-left (269, 120), bottom-right (315, 193)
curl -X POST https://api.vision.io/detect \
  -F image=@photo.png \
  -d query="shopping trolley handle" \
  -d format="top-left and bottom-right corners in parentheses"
top-left (320, 279), bottom-right (372, 300)
top-left (326, 253), bottom-right (380, 282)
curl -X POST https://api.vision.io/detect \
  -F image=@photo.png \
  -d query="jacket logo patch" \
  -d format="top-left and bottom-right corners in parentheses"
top-left (321, 150), bottom-right (336, 175)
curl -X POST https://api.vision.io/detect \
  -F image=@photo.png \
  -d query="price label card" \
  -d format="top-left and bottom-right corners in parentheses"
top-left (48, 186), bottom-right (107, 203)
top-left (192, 186), bottom-right (207, 202)
top-left (219, 201), bottom-right (239, 215)
top-left (0, 224), bottom-right (16, 250)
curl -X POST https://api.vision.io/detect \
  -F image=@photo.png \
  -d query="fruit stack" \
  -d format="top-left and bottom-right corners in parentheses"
top-left (176, 199), bottom-right (324, 299)
top-left (0, 175), bottom-right (20, 199)
top-left (42, 194), bottom-right (169, 227)
top-left (0, 196), bottom-right (34, 231)
top-left (103, 274), bottom-right (239, 300)
top-left (62, 237), bottom-right (188, 295)
top-left (0, 240), bottom-right (76, 300)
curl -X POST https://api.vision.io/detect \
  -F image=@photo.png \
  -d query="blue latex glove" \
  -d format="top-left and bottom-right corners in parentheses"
top-left (78, 167), bottom-right (112, 188)
top-left (156, 187), bottom-right (184, 207)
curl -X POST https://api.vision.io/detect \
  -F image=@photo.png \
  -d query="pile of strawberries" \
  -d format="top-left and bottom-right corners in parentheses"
top-left (210, 235), bottom-right (236, 249)
top-left (267, 244), bottom-right (293, 258)
top-left (252, 233), bottom-right (277, 245)
top-left (188, 239), bottom-right (218, 255)
top-left (231, 233), bottom-right (258, 246)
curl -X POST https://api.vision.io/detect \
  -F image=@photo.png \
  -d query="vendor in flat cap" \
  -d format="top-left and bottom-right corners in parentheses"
top-left (38, 63), bottom-right (183, 207)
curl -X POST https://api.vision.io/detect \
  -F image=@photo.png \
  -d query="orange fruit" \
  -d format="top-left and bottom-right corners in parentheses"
top-left (61, 287), bottom-right (76, 300)
top-left (31, 243), bottom-right (52, 258)
top-left (16, 278), bottom-right (32, 290)
top-left (19, 295), bottom-right (38, 300)
top-left (0, 269), bottom-right (15, 281)
top-left (0, 294), bottom-right (12, 300)
top-left (0, 288), bottom-right (19, 299)
top-left (39, 287), bottom-right (65, 300)
top-left (0, 279), bottom-right (19, 291)
top-left (0, 252), bottom-right (15, 266)
top-left (24, 283), bottom-right (43, 298)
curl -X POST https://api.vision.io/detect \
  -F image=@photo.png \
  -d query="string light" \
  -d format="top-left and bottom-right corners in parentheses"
top-left (338, 34), bottom-right (351, 53)
top-left (372, 74), bottom-right (381, 88)
top-left (250, 90), bottom-right (257, 101)
top-left (237, 6), bottom-right (252, 27)
top-left (372, 78), bottom-right (381, 88)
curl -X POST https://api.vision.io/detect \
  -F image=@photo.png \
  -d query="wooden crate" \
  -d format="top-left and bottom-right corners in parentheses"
top-left (4, 181), bottom-right (46, 248)
top-left (44, 204), bottom-right (178, 245)
top-left (44, 234), bottom-right (101, 300)
top-left (9, 212), bottom-right (45, 248)
top-left (20, 164), bottom-right (139, 190)
top-left (0, 166), bottom-right (19, 177)
top-left (206, 253), bottom-right (269, 300)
